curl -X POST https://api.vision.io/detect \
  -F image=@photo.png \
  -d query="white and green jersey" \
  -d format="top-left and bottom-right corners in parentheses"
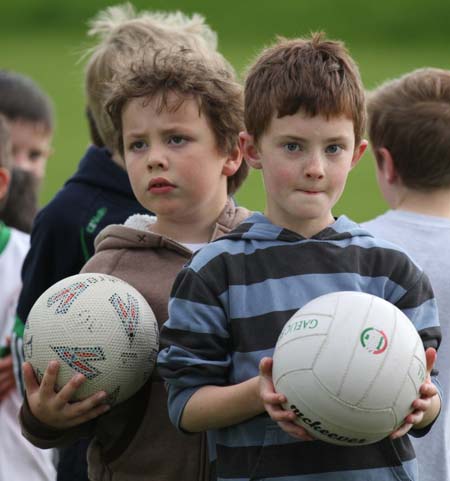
top-left (0, 222), bottom-right (28, 350)
top-left (0, 222), bottom-right (56, 481)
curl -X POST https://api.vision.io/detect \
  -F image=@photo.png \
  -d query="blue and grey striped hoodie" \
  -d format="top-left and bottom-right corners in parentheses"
top-left (158, 213), bottom-right (441, 481)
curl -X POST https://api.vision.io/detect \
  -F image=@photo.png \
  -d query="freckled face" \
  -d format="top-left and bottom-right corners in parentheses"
top-left (247, 111), bottom-right (366, 236)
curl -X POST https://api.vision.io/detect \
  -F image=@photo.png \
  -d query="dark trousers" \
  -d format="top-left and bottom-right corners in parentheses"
top-left (57, 439), bottom-right (90, 481)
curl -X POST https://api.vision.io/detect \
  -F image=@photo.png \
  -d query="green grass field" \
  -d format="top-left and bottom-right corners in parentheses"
top-left (1, 0), bottom-right (450, 222)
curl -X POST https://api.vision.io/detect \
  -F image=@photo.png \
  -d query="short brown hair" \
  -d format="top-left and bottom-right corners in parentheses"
top-left (0, 70), bottom-right (54, 133)
top-left (0, 115), bottom-right (11, 171)
top-left (83, 3), bottom-right (220, 152)
top-left (106, 47), bottom-right (248, 195)
top-left (244, 33), bottom-right (366, 145)
top-left (368, 68), bottom-right (450, 190)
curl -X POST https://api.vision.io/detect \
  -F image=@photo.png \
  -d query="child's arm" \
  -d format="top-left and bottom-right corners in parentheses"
top-left (180, 378), bottom-right (264, 432)
top-left (159, 263), bottom-right (269, 432)
top-left (21, 360), bottom-right (109, 443)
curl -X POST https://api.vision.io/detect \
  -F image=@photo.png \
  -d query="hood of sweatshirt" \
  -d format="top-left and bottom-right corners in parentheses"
top-left (93, 198), bottom-right (251, 255)
top-left (66, 145), bottom-right (136, 199)
top-left (221, 212), bottom-right (372, 243)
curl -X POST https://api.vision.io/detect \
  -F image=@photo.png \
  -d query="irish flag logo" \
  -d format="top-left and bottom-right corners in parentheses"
top-left (360, 327), bottom-right (388, 354)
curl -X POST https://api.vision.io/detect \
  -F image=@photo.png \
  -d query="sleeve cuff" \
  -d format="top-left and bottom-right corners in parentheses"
top-left (167, 385), bottom-right (201, 433)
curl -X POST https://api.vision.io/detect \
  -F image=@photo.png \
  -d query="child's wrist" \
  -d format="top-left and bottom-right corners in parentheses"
top-left (253, 376), bottom-right (266, 414)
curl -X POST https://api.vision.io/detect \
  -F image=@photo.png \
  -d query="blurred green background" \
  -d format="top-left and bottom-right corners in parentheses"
top-left (1, 0), bottom-right (450, 222)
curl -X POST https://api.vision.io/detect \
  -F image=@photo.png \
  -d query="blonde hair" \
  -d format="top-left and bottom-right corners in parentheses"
top-left (83, 3), bottom-right (219, 152)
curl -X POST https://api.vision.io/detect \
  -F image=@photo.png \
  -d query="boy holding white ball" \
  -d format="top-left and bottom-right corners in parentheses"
top-left (19, 26), bottom-right (250, 481)
top-left (158, 33), bottom-right (442, 481)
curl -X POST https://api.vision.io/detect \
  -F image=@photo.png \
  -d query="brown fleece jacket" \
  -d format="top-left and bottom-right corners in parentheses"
top-left (20, 199), bottom-right (251, 481)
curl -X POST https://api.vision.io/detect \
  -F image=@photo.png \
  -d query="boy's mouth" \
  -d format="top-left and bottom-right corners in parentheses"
top-left (298, 188), bottom-right (322, 195)
top-left (148, 178), bottom-right (176, 193)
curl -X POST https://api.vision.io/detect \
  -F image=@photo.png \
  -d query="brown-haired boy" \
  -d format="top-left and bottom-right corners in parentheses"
top-left (20, 44), bottom-right (250, 480)
top-left (362, 67), bottom-right (450, 481)
top-left (12, 4), bottom-right (225, 480)
top-left (158, 34), bottom-right (441, 481)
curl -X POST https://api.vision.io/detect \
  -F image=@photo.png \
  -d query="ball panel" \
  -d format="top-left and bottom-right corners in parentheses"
top-left (357, 310), bottom-right (421, 409)
top-left (314, 292), bottom-right (390, 400)
top-left (273, 333), bottom-right (327, 382)
top-left (409, 349), bottom-right (427, 393)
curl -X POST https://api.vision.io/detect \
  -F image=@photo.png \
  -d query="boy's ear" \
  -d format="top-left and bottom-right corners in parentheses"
top-left (239, 132), bottom-right (262, 169)
top-left (222, 144), bottom-right (243, 177)
top-left (0, 167), bottom-right (11, 201)
top-left (351, 139), bottom-right (368, 169)
top-left (376, 147), bottom-right (398, 184)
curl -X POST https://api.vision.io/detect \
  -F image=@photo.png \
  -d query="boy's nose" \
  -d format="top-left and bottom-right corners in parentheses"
top-left (13, 150), bottom-right (28, 168)
top-left (146, 150), bottom-right (168, 170)
top-left (305, 155), bottom-right (325, 179)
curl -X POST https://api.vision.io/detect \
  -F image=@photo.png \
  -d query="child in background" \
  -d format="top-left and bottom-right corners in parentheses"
top-left (0, 69), bottom-right (53, 233)
top-left (158, 34), bottom-right (441, 481)
top-left (362, 68), bottom-right (450, 481)
top-left (0, 115), bottom-right (56, 480)
top-left (11, 4), bottom-right (221, 481)
top-left (0, 70), bottom-right (53, 416)
top-left (20, 44), bottom-right (250, 480)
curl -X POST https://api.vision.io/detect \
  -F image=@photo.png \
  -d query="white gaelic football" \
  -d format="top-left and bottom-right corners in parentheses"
top-left (23, 273), bottom-right (159, 406)
top-left (272, 291), bottom-right (426, 446)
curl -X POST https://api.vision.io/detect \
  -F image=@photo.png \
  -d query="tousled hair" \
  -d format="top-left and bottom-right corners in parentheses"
top-left (106, 46), bottom-right (248, 195)
top-left (244, 33), bottom-right (366, 145)
top-left (83, 2), bottom-right (219, 152)
top-left (368, 68), bottom-right (450, 190)
top-left (0, 70), bottom-right (53, 131)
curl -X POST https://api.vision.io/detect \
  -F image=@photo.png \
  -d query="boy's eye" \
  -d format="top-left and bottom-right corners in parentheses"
top-left (29, 150), bottom-right (44, 161)
top-left (168, 136), bottom-right (187, 146)
top-left (284, 143), bottom-right (301, 153)
top-left (325, 144), bottom-right (343, 155)
top-left (130, 140), bottom-right (147, 152)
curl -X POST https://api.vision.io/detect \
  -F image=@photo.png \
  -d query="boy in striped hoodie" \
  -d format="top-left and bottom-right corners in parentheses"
top-left (158, 33), bottom-right (442, 481)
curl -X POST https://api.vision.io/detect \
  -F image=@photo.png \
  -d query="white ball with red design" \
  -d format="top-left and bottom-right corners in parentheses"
top-left (23, 273), bottom-right (159, 406)
top-left (272, 291), bottom-right (427, 446)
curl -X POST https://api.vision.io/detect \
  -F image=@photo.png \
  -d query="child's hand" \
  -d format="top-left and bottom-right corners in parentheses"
top-left (23, 360), bottom-right (110, 429)
top-left (390, 347), bottom-right (440, 439)
top-left (259, 357), bottom-right (314, 441)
